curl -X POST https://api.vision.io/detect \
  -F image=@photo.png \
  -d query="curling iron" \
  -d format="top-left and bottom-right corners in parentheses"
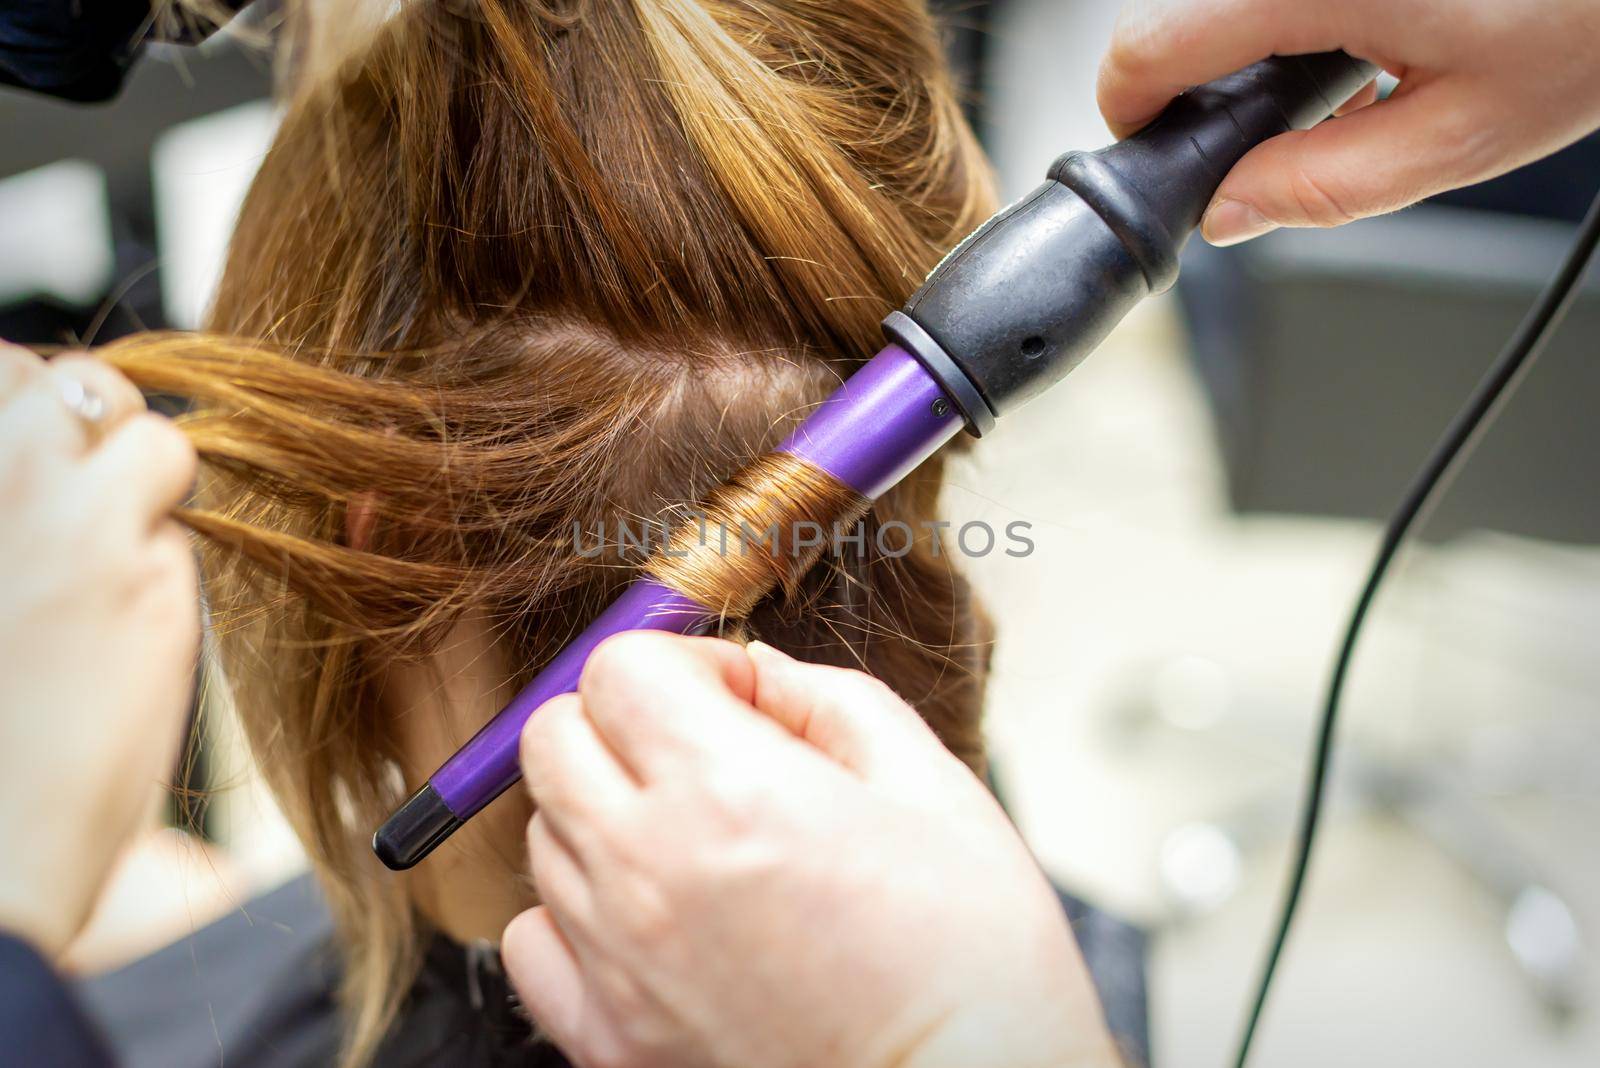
top-left (375, 50), bottom-right (1379, 870)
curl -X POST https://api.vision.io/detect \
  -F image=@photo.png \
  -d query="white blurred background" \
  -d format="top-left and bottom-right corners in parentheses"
top-left (3, 2), bottom-right (1598, 1065)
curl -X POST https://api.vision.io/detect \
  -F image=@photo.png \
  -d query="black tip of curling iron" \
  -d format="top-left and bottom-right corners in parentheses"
top-left (373, 782), bottom-right (463, 871)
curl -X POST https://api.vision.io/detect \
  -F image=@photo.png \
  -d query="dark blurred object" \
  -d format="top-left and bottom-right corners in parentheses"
top-left (1178, 132), bottom-right (1600, 544)
top-left (0, 15), bottom-right (273, 346)
top-left (0, 0), bottom-right (161, 102)
top-left (0, 0), bottom-right (251, 101)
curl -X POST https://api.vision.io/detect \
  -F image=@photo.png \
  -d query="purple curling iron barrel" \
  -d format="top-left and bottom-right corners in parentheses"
top-left (375, 51), bottom-right (1377, 869)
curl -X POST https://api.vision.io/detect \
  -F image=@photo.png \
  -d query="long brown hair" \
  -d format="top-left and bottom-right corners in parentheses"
top-left (105, 1), bottom-right (997, 1062)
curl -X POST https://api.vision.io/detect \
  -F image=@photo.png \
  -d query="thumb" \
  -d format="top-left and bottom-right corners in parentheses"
top-left (745, 642), bottom-right (954, 792)
top-left (1202, 78), bottom-right (1491, 246)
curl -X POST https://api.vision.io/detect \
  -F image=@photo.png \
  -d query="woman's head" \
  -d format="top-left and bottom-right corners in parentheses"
top-left (108, 0), bottom-right (996, 1062)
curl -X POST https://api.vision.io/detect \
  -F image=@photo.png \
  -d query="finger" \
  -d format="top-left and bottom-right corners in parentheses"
top-left (520, 693), bottom-right (638, 838)
top-left (577, 632), bottom-right (773, 782)
top-left (745, 641), bottom-right (952, 793)
top-left (0, 341), bottom-right (45, 396)
top-left (45, 353), bottom-right (147, 439)
top-left (502, 906), bottom-right (591, 1053)
top-left (148, 519), bottom-right (202, 646)
top-left (1333, 79), bottom-right (1380, 117)
top-left (526, 811), bottom-right (599, 935)
top-left (0, 351), bottom-right (93, 457)
top-left (1201, 78), bottom-right (1497, 245)
top-left (88, 411), bottom-right (199, 523)
top-left (1097, 0), bottom-right (1366, 138)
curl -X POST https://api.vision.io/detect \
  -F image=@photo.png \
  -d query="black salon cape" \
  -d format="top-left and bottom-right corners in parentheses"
top-left (69, 874), bottom-right (1148, 1067)
top-left (0, 933), bottom-right (113, 1066)
top-left (4, 879), bottom-right (562, 1068)
top-left (76, 876), bottom-right (569, 1067)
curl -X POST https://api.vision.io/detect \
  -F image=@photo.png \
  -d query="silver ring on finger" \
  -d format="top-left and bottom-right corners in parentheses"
top-left (58, 376), bottom-right (109, 439)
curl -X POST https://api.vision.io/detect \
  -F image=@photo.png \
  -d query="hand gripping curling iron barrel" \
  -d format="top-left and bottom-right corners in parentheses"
top-left (375, 50), bottom-right (1379, 870)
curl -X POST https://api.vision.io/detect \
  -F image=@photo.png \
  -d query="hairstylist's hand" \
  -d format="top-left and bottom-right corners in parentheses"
top-left (503, 633), bottom-right (1120, 1068)
top-left (1098, 0), bottom-right (1600, 245)
top-left (0, 343), bottom-right (199, 958)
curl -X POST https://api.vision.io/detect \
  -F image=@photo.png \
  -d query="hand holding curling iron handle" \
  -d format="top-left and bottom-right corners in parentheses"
top-left (886, 51), bottom-right (1378, 434)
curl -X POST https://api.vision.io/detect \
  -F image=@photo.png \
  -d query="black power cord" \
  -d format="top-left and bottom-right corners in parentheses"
top-left (1233, 184), bottom-right (1600, 1068)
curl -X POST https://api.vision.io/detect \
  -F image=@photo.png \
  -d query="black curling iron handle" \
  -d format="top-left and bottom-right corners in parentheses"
top-left (1076, 49), bottom-right (1380, 270)
top-left (887, 51), bottom-right (1380, 432)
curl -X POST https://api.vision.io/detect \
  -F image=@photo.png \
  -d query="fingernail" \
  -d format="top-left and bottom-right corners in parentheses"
top-left (1202, 199), bottom-right (1277, 247)
top-left (746, 640), bottom-right (791, 665)
top-left (745, 642), bottom-right (797, 700)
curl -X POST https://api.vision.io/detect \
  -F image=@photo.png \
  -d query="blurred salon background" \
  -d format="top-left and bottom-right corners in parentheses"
top-left (4, 2), bottom-right (1597, 1065)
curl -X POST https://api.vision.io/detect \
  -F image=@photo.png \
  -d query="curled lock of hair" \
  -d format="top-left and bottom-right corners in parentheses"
top-left (646, 452), bottom-right (872, 620)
